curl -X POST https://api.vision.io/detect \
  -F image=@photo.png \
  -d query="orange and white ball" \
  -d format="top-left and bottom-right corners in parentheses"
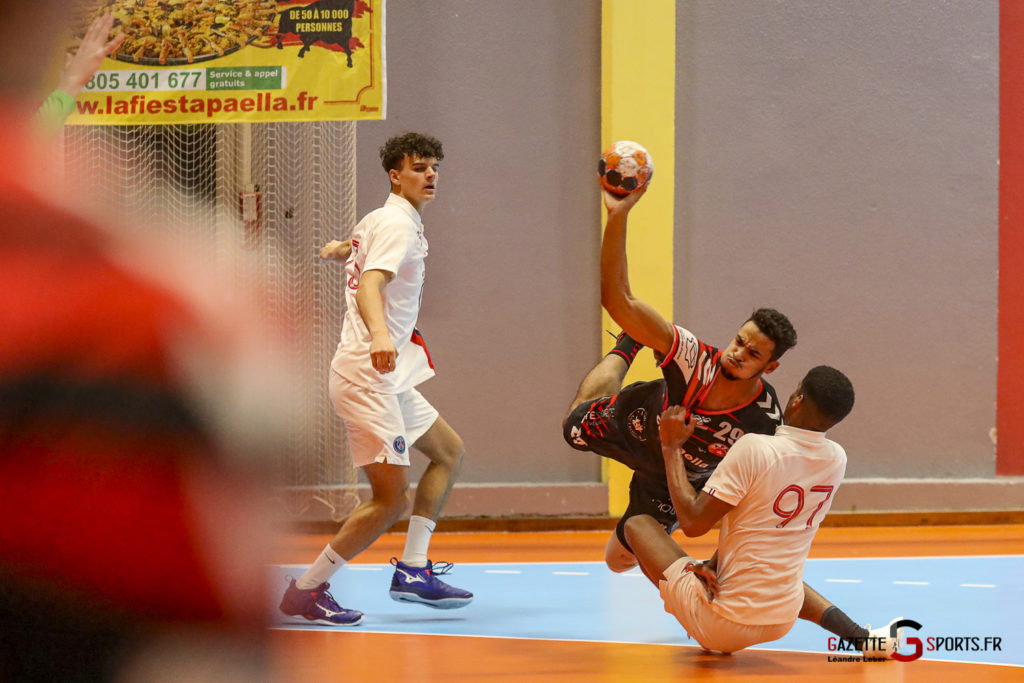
top-left (598, 140), bottom-right (654, 196)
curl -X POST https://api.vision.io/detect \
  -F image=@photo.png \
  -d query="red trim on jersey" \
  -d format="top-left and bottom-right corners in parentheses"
top-left (694, 379), bottom-right (767, 416)
top-left (410, 329), bottom-right (434, 370)
top-left (658, 326), bottom-right (681, 368)
top-left (681, 346), bottom-right (721, 411)
top-left (681, 378), bottom-right (702, 410)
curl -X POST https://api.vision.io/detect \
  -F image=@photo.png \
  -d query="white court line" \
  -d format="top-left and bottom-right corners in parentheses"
top-left (267, 625), bottom-right (1024, 669)
top-left (346, 566), bottom-right (384, 571)
top-left (825, 578), bottom-right (862, 583)
top-left (893, 581), bottom-right (930, 585)
top-left (960, 583), bottom-right (997, 588)
top-left (484, 570), bottom-right (522, 574)
top-left (553, 571), bottom-right (589, 576)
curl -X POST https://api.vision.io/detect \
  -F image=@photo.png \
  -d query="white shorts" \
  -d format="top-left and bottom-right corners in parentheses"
top-left (329, 370), bottom-right (439, 467)
top-left (659, 557), bottom-right (794, 653)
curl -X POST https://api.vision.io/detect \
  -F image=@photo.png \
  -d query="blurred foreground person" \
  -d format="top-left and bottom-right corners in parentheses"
top-left (1, 4), bottom-right (288, 681)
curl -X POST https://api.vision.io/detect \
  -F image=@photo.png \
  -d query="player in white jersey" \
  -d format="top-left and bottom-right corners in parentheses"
top-left (280, 133), bottom-right (472, 627)
top-left (624, 366), bottom-right (903, 657)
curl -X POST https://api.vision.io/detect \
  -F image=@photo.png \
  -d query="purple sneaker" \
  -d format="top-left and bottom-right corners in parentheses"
top-left (279, 578), bottom-right (364, 626)
top-left (389, 558), bottom-right (473, 609)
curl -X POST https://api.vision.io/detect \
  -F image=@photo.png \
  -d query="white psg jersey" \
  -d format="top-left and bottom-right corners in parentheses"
top-left (703, 425), bottom-right (847, 625)
top-left (331, 193), bottom-right (435, 394)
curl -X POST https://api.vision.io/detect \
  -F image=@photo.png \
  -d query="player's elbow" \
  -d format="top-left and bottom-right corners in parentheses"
top-left (599, 283), bottom-right (622, 313)
top-left (600, 289), bottom-right (635, 326)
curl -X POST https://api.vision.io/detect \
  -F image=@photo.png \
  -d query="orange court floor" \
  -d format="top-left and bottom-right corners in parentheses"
top-left (268, 523), bottom-right (1024, 682)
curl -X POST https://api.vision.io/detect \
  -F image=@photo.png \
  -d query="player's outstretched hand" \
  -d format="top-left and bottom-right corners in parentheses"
top-left (659, 405), bottom-right (697, 450)
top-left (58, 13), bottom-right (126, 98)
top-left (602, 184), bottom-right (648, 215)
top-left (686, 561), bottom-right (720, 601)
top-left (319, 239), bottom-right (353, 261)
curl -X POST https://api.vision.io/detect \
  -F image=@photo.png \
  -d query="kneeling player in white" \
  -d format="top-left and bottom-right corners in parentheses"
top-left (625, 366), bottom-right (903, 658)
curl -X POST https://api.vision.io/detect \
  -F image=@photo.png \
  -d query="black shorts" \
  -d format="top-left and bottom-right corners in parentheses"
top-left (562, 380), bottom-right (666, 479)
top-left (613, 473), bottom-right (676, 550)
top-left (613, 470), bottom-right (713, 551)
top-left (563, 380), bottom-right (713, 551)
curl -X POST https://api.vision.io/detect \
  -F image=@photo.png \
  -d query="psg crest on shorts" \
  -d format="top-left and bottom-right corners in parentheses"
top-left (393, 436), bottom-right (406, 454)
top-left (627, 408), bottom-right (647, 442)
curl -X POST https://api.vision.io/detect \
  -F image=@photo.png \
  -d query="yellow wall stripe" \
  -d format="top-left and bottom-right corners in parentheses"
top-left (601, 0), bottom-right (676, 515)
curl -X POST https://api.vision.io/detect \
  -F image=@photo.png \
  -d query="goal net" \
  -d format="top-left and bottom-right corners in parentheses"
top-left (61, 121), bottom-right (360, 522)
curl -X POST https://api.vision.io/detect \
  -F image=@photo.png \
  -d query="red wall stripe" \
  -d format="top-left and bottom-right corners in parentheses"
top-left (998, 1), bottom-right (1024, 474)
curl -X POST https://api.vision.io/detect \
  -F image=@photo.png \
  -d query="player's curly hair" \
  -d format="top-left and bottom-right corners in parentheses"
top-left (747, 308), bottom-right (797, 361)
top-left (800, 365), bottom-right (855, 424)
top-left (380, 132), bottom-right (444, 172)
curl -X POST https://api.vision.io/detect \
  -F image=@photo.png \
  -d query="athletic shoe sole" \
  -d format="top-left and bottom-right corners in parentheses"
top-left (388, 590), bottom-right (473, 610)
top-left (281, 611), bottom-right (365, 626)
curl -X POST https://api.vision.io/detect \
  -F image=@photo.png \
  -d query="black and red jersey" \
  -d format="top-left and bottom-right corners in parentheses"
top-left (564, 325), bottom-right (782, 490)
top-left (658, 324), bottom-right (783, 487)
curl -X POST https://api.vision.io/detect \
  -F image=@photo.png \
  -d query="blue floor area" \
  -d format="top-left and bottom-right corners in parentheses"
top-left (270, 555), bottom-right (1024, 667)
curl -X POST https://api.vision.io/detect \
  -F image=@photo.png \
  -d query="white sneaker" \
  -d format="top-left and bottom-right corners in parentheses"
top-left (862, 617), bottom-right (904, 660)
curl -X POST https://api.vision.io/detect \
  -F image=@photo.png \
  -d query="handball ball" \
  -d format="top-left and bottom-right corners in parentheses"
top-left (598, 140), bottom-right (654, 196)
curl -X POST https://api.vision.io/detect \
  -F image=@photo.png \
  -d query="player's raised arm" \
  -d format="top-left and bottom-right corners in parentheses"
top-left (600, 186), bottom-right (676, 356)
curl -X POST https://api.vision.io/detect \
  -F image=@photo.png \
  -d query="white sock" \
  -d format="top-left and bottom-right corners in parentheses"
top-left (295, 544), bottom-right (347, 589)
top-left (401, 515), bottom-right (436, 567)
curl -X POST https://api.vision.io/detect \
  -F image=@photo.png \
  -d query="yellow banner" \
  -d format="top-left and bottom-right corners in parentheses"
top-left (67, 0), bottom-right (385, 125)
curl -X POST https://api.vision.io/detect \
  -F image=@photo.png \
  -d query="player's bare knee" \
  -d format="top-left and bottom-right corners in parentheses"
top-left (440, 434), bottom-right (465, 470)
top-left (605, 549), bottom-right (638, 573)
top-left (606, 562), bottom-right (635, 573)
top-left (604, 529), bottom-right (638, 572)
top-left (418, 422), bottom-right (465, 471)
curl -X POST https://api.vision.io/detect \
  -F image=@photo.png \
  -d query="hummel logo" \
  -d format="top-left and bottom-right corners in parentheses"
top-left (757, 395), bottom-right (780, 420)
top-left (396, 568), bottom-right (427, 584)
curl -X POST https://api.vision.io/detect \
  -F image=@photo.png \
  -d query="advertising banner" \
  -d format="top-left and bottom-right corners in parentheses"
top-left (67, 0), bottom-right (385, 125)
